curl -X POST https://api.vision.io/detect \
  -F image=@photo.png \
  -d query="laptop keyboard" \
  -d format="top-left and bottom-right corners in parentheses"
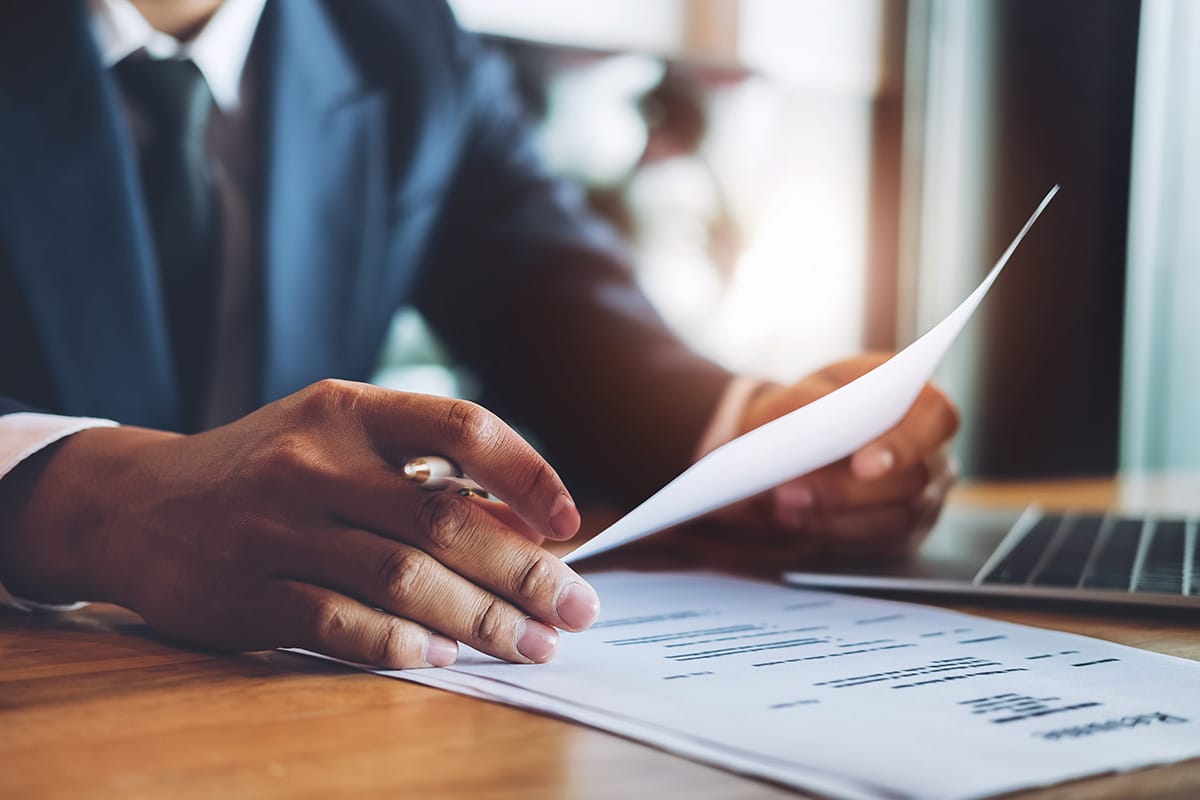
top-left (979, 511), bottom-right (1198, 596)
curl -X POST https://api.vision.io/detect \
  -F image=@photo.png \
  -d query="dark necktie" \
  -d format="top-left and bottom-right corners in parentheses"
top-left (115, 57), bottom-right (220, 432)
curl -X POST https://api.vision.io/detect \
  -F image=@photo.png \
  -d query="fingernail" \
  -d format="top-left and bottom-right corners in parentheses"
top-left (855, 446), bottom-right (895, 479)
top-left (555, 581), bottom-right (600, 630)
top-left (424, 634), bottom-right (458, 667)
top-left (549, 493), bottom-right (580, 540)
top-left (516, 618), bottom-right (558, 662)
top-left (778, 485), bottom-right (814, 509)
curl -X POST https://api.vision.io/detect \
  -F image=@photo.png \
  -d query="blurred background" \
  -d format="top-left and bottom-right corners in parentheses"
top-left (374, 0), bottom-right (1200, 482)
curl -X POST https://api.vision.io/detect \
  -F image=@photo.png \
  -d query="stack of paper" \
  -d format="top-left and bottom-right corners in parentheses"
top-left (376, 571), bottom-right (1200, 800)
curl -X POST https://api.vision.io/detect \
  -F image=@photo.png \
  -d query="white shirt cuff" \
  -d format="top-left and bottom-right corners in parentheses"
top-left (0, 412), bottom-right (118, 612)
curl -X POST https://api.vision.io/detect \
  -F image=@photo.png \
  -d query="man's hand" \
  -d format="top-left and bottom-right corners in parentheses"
top-left (0, 380), bottom-right (600, 668)
top-left (732, 354), bottom-right (960, 558)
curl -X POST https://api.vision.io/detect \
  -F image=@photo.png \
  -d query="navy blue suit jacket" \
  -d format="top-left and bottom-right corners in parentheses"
top-left (0, 0), bottom-right (730, 501)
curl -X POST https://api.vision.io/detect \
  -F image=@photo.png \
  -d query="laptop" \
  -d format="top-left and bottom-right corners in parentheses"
top-left (784, 505), bottom-right (1200, 609)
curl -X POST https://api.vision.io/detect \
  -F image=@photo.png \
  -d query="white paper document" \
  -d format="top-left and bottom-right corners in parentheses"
top-left (565, 187), bottom-right (1059, 564)
top-left (373, 571), bottom-right (1200, 800)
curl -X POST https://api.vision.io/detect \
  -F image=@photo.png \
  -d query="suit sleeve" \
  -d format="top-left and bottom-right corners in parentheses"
top-left (414, 17), bottom-right (733, 505)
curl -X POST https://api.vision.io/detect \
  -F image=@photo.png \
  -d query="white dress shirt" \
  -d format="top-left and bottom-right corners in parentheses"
top-left (0, 0), bottom-right (758, 610)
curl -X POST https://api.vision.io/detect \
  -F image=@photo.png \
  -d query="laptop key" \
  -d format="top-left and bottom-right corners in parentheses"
top-left (1032, 515), bottom-right (1104, 588)
top-left (1134, 520), bottom-right (1186, 594)
top-left (982, 515), bottom-right (1060, 585)
top-left (1081, 518), bottom-right (1143, 591)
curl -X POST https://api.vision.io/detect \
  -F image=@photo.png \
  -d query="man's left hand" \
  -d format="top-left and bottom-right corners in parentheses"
top-left (730, 353), bottom-right (960, 558)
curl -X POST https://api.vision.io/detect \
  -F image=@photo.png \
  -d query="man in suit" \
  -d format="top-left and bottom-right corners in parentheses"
top-left (0, 0), bottom-right (958, 668)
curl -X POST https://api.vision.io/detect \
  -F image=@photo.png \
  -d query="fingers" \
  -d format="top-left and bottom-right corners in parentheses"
top-left (774, 460), bottom-right (930, 516)
top-left (304, 478), bottom-right (600, 661)
top-left (420, 398), bottom-right (579, 539)
top-left (328, 470), bottom-right (597, 631)
top-left (259, 579), bottom-right (460, 669)
top-left (319, 383), bottom-right (579, 541)
top-left (279, 519), bottom-right (596, 664)
top-left (850, 383), bottom-right (959, 480)
top-left (811, 352), bottom-right (890, 386)
top-left (324, 458), bottom-right (548, 547)
top-left (477, 499), bottom-right (547, 545)
top-left (393, 491), bottom-right (600, 632)
top-left (747, 354), bottom-right (891, 427)
top-left (777, 445), bottom-right (953, 514)
top-left (767, 443), bottom-right (955, 560)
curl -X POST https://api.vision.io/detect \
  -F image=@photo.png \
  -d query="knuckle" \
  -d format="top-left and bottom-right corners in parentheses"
top-left (418, 493), bottom-right (472, 553)
top-left (442, 400), bottom-right (496, 449)
top-left (262, 433), bottom-right (331, 483)
top-left (296, 378), bottom-right (364, 422)
top-left (374, 618), bottom-right (418, 668)
top-left (379, 548), bottom-right (429, 602)
top-left (472, 596), bottom-right (510, 649)
top-left (515, 554), bottom-right (557, 604)
top-left (303, 594), bottom-right (348, 639)
top-left (513, 459), bottom-right (557, 503)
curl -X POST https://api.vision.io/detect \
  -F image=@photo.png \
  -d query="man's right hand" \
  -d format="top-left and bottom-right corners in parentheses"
top-left (0, 380), bottom-right (600, 668)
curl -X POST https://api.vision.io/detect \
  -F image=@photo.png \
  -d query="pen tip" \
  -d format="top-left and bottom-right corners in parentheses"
top-left (403, 460), bottom-right (429, 482)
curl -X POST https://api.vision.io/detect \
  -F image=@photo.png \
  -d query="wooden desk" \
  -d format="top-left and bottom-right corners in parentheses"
top-left (3, 477), bottom-right (1198, 799)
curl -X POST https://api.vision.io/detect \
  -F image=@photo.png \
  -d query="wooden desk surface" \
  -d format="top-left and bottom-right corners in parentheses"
top-left (3, 477), bottom-right (1198, 800)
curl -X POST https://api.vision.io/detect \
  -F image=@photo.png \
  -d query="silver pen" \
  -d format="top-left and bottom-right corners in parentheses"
top-left (401, 455), bottom-right (493, 500)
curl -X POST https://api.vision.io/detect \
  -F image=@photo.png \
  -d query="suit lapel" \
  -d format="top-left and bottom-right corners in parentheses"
top-left (0, 3), bottom-right (178, 427)
top-left (258, 0), bottom-right (388, 404)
